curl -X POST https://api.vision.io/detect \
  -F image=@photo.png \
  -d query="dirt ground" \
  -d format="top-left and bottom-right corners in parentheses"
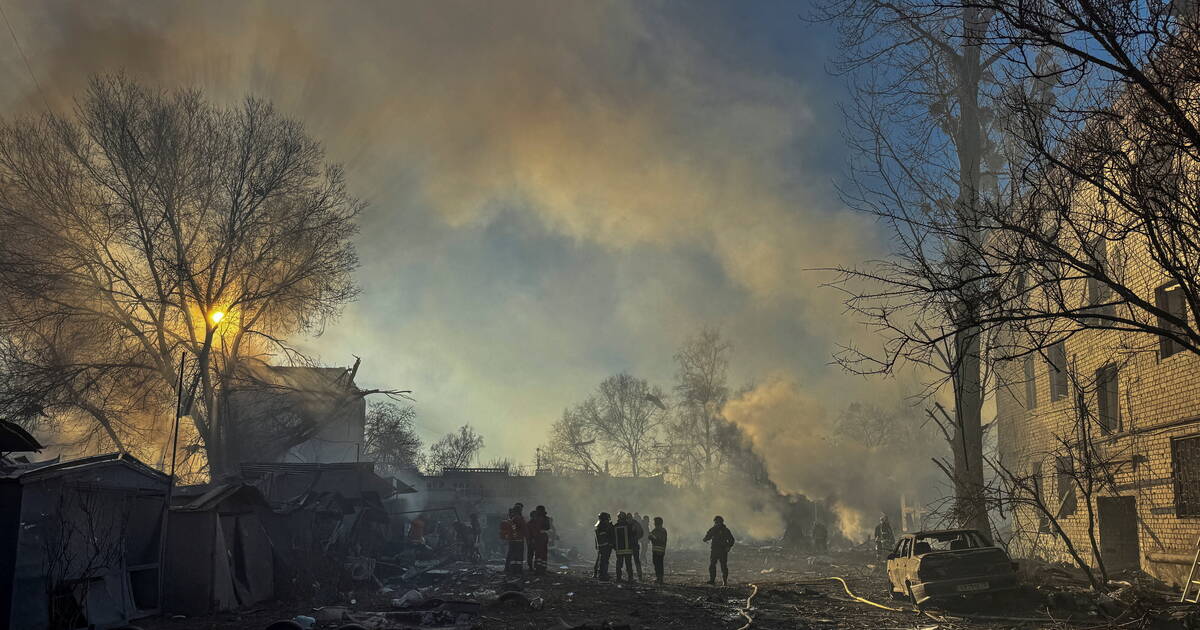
top-left (139, 546), bottom-right (1190, 630)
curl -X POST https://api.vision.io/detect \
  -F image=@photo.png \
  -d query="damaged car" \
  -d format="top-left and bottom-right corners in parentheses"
top-left (886, 529), bottom-right (1018, 604)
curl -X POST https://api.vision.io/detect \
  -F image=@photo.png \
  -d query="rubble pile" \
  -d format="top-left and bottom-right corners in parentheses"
top-left (133, 544), bottom-right (1198, 630)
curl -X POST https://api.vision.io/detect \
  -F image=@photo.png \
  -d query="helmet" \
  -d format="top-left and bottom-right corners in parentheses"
top-left (598, 512), bottom-right (611, 521)
top-left (714, 515), bottom-right (724, 524)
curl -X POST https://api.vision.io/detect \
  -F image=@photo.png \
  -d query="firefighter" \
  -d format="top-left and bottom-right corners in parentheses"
top-left (640, 514), bottom-right (651, 565)
top-left (703, 515), bottom-right (735, 586)
top-left (529, 505), bottom-right (551, 574)
top-left (874, 514), bottom-right (895, 559)
top-left (811, 519), bottom-right (828, 553)
top-left (613, 512), bottom-right (635, 583)
top-left (594, 512), bottom-right (614, 581)
top-left (629, 510), bottom-right (645, 581)
top-left (502, 506), bottom-right (527, 575)
top-left (648, 516), bottom-right (667, 584)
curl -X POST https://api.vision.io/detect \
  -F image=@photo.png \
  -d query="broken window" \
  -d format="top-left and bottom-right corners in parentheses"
top-left (1047, 342), bottom-right (1068, 402)
top-left (1032, 462), bottom-right (1051, 533)
top-left (1023, 357), bottom-right (1037, 410)
top-left (1056, 456), bottom-right (1077, 518)
top-left (1056, 453), bottom-right (1084, 518)
top-left (1173, 435), bottom-right (1200, 517)
top-left (1156, 282), bottom-right (1187, 359)
top-left (1096, 363), bottom-right (1120, 433)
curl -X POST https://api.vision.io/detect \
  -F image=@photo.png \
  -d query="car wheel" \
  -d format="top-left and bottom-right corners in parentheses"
top-left (905, 580), bottom-right (921, 610)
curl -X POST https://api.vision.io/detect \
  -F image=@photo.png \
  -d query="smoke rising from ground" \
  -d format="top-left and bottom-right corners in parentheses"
top-left (725, 376), bottom-right (946, 541)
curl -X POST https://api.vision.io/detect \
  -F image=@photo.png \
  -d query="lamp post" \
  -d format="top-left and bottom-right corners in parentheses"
top-left (167, 308), bottom-right (227, 492)
top-left (159, 308), bottom-right (228, 612)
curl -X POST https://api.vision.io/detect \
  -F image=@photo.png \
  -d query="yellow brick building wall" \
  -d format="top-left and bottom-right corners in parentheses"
top-left (996, 224), bottom-right (1200, 584)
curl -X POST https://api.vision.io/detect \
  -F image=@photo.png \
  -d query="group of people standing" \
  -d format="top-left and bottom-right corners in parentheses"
top-left (594, 512), bottom-right (735, 586)
top-left (593, 511), bottom-right (665, 583)
top-left (499, 503), bottom-right (553, 575)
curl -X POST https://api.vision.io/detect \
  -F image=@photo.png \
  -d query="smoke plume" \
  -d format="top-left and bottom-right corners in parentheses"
top-left (725, 376), bottom-right (946, 541)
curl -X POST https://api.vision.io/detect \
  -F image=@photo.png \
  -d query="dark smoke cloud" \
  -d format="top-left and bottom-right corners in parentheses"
top-left (0, 1), bottom-right (930, 483)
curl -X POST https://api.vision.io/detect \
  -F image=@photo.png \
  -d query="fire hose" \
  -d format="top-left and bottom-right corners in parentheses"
top-left (735, 583), bottom-right (759, 630)
top-left (732, 576), bottom-right (912, 630)
top-left (796, 576), bottom-right (906, 612)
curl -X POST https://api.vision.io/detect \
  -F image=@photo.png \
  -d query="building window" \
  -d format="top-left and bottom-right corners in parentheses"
top-left (1048, 342), bottom-right (1068, 402)
top-left (1173, 435), bottom-right (1200, 517)
top-left (1096, 363), bottom-right (1120, 433)
top-left (1086, 238), bottom-right (1114, 320)
top-left (1156, 282), bottom-right (1187, 359)
top-left (1032, 462), bottom-right (1051, 533)
top-left (1056, 456), bottom-right (1077, 518)
top-left (1024, 357), bottom-right (1037, 410)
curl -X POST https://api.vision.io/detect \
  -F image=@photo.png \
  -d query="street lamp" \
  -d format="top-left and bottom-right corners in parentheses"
top-left (210, 310), bottom-right (225, 325)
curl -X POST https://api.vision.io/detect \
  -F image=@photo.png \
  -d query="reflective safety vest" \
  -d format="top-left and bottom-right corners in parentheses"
top-left (595, 522), bottom-right (613, 549)
top-left (614, 524), bottom-right (633, 555)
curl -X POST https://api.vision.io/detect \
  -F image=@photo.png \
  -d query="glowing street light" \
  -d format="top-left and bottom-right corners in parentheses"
top-left (210, 310), bottom-right (225, 325)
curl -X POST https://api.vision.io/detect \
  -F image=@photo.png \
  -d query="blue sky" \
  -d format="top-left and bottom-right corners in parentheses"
top-left (0, 1), bottom-right (916, 465)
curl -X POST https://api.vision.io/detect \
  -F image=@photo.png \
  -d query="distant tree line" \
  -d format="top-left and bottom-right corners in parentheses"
top-left (536, 327), bottom-right (769, 488)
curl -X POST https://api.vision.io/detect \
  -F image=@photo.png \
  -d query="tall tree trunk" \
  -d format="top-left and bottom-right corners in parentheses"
top-left (951, 4), bottom-right (992, 540)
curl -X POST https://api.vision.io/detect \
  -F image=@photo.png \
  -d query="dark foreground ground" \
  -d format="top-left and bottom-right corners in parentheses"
top-left (141, 546), bottom-right (1194, 630)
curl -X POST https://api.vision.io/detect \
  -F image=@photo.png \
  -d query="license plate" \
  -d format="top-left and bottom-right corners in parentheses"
top-left (956, 582), bottom-right (989, 592)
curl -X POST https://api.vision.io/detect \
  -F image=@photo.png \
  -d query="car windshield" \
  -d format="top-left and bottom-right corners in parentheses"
top-left (912, 531), bottom-right (987, 554)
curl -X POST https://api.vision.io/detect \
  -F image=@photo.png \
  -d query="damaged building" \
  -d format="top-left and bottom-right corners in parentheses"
top-left (997, 254), bottom-right (1200, 587)
top-left (0, 453), bottom-right (168, 630)
top-left (222, 359), bottom-right (369, 466)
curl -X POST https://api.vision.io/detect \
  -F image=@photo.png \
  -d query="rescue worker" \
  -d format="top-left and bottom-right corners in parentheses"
top-left (502, 506), bottom-right (527, 575)
top-left (648, 516), bottom-right (668, 584)
top-left (874, 514), bottom-right (895, 559)
top-left (529, 505), bottom-right (551, 574)
top-left (629, 510), bottom-right (645, 581)
top-left (525, 506), bottom-right (539, 570)
top-left (703, 515), bottom-right (735, 586)
top-left (594, 512), bottom-right (614, 581)
top-left (811, 519), bottom-right (828, 553)
top-left (614, 512), bottom-right (635, 583)
top-left (641, 514), bottom-right (651, 565)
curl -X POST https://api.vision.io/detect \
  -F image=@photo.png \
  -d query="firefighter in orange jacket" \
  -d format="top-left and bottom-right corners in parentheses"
top-left (501, 506), bottom-right (527, 575)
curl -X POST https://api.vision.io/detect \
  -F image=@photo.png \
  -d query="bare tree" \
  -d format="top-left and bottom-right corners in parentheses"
top-left (915, 0), bottom-right (1200, 367)
top-left (0, 76), bottom-right (361, 475)
top-left (541, 373), bottom-right (666, 478)
top-left (41, 484), bottom-right (129, 630)
top-left (426, 424), bottom-right (485, 473)
top-left (987, 363), bottom-right (1130, 589)
top-left (672, 327), bottom-right (732, 485)
top-left (363, 401), bottom-right (423, 476)
top-left (541, 400), bottom-right (607, 475)
top-left (589, 373), bottom-right (667, 477)
top-left (814, 0), bottom-right (1018, 537)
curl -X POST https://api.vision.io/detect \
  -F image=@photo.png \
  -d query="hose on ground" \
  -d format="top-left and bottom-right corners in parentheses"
top-left (792, 576), bottom-right (906, 612)
top-left (735, 582), bottom-right (759, 630)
